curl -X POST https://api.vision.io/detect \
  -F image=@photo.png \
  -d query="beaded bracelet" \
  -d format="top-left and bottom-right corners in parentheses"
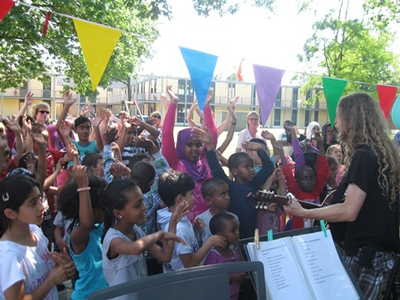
top-left (77, 187), bottom-right (91, 192)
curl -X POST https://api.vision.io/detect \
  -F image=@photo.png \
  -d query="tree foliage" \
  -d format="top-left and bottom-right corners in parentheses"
top-left (0, 0), bottom-right (158, 98)
top-left (0, 0), bottom-right (278, 97)
top-left (296, 0), bottom-right (400, 105)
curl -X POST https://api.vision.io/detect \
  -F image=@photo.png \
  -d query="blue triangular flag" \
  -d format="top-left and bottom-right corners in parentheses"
top-left (180, 47), bottom-right (218, 110)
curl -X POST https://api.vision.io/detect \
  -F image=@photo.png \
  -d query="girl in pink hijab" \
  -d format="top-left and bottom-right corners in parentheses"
top-left (162, 86), bottom-right (218, 222)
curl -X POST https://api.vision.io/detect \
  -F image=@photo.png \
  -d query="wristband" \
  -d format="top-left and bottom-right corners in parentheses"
top-left (231, 122), bottom-right (237, 125)
top-left (77, 187), bottom-right (91, 192)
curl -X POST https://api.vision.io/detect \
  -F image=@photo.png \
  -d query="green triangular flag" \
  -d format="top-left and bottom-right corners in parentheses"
top-left (322, 77), bottom-right (348, 127)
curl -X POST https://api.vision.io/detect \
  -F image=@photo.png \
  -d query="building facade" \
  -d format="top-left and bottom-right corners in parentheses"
top-left (1, 75), bottom-right (329, 129)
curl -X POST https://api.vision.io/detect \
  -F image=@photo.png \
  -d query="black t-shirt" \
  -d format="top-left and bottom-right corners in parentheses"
top-left (330, 145), bottom-right (399, 256)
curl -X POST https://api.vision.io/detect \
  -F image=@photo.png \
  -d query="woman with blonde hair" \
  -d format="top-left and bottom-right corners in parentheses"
top-left (286, 92), bottom-right (400, 299)
top-left (235, 111), bottom-right (266, 152)
top-left (327, 144), bottom-right (345, 185)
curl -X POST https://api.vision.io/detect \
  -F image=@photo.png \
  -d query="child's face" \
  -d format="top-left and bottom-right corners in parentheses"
top-left (119, 187), bottom-right (146, 225)
top-left (1, 155), bottom-right (10, 173)
top-left (330, 147), bottom-right (342, 162)
top-left (266, 202), bottom-right (278, 212)
top-left (209, 184), bottom-right (230, 210)
top-left (184, 138), bottom-right (203, 162)
top-left (125, 127), bottom-right (137, 146)
top-left (92, 159), bottom-right (104, 177)
top-left (13, 186), bottom-right (46, 226)
top-left (232, 157), bottom-right (255, 182)
top-left (296, 168), bottom-right (316, 193)
top-left (329, 164), bottom-right (338, 180)
top-left (75, 122), bottom-right (91, 142)
top-left (181, 189), bottom-right (195, 211)
top-left (219, 218), bottom-right (240, 246)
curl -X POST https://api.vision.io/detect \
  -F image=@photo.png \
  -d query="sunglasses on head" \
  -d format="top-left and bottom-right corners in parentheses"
top-left (153, 115), bottom-right (161, 119)
top-left (39, 110), bottom-right (50, 114)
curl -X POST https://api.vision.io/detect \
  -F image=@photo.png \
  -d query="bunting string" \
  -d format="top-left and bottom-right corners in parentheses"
top-left (16, 0), bottom-right (147, 39)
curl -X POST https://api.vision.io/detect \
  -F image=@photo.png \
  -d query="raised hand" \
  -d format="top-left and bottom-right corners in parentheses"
top-left (190, 126), bottom-right (212, 146)
top-left (103, 127), bottom-right (119, 145)
top-left (261, 130), bottom-right (276, 141)
top-left (229, 95), bottom-right (239, 108)
top-left (204, 89), bottom-right (214, 106)
top-left (24, 91), bottom-right (34, 107)
top-left (160, 93), bottom-right (170, 109)
top-left (228, 105), bottom-right (237, 124)
top-left (67, 165), bottom-right (88, 188)
top-left (170, 201), bottom-right (189, 226)
top-left (91, 111), bottom-right (105, 128)
top-left (23, 115), bottom-right (32, 132)
top-left (110, 161), bottom-right (130, 179)
top-left (30, 124), bottom-right (48, 146)
top-left (63, 90), bottom-right (76, 106)
top-left (6, 120), bottom-right (21, 133)
top-left (242, 141), bottom-right (262, 152)
top-left (166, 85), bottom-right (179, 104)
top-left (80, 103), bottom-right (94, 116)
top-left (59, 121), bottom-right (72, 138)
top-left (133, 136), bottom-right (156, 152)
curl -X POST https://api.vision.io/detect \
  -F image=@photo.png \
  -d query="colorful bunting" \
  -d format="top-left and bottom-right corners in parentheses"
top-left (391, 96), bottom-right (400, 129)
top-left (42, 11), bottom-right (52, 37)
top-left (322, 77), bottom-right (348, 127)
top-left (377, 84), bottom-right (398, 119)
top-left (180, 47), bottom-right (218, 111)
top-left (237, 58), bottom-right (244, 81)
top-left (73, 18), bottom-right (122, 91)
top-left (252, 65), bottom-right (285, 126)
top-left (0, 0), bottom-right (15, 21)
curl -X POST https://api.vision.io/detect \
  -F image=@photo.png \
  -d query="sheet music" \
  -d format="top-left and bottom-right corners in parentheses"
top-left (292, 230), bottom-right (359, 300)
top-left (251, 237), bottom-right (315, 300)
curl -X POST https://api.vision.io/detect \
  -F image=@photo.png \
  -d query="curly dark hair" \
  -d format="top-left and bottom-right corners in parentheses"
top-left (59, 175), bottom-right (107, 233)
top-left (158, 170), bottom-right (195, 207)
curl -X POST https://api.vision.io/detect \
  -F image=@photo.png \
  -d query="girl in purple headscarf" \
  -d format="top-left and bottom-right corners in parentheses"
top-left (162, 86), bottom-right (218, 222)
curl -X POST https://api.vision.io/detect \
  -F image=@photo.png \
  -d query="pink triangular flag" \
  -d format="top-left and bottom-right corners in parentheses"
top-left (253, 64), bottom-right (285, 125)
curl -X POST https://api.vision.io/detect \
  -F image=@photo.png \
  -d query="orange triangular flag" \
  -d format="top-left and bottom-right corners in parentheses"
top-left (73, 19), bottom-right (122, 91)
top-left (237, 58), bottom-right (244, 81)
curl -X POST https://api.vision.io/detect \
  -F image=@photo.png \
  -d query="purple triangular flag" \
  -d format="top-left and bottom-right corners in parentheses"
top-left (180, 47), bottom-right (218, 111)
top-left (253, 64), bottom-right (285, 125)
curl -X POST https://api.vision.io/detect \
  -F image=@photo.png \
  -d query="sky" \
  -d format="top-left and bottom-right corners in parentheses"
top-left (140, 0), bottom-right (316, 84)
top-left (140, 0), bottom-right (399, 85)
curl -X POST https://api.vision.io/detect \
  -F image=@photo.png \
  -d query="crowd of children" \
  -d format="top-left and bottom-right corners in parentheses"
top-left (0, 88), bottom-right (396, 300)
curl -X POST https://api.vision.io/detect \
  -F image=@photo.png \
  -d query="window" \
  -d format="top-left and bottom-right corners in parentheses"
top-left (274, 109), bottom-right (281, 126)
top-left (314, 111), bottom-right (319, 122)
top-left (291, 110), bottom-right (297, 125)
top-left (305, 110), bottom-right (310, 125)
top-left (43, 81), bottom-right (51, 98)
top-left (292, 88), bottom-right (298, 101)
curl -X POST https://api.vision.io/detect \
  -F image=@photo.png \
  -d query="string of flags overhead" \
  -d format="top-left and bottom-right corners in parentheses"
top-left (2, 0), bottom-right (400, 129)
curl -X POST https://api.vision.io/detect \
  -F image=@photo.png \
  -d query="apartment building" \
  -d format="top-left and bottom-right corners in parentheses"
top-left (0, 75), bottom-right (329, 129)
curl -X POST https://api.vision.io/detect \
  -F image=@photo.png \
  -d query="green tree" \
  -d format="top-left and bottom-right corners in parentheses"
top-left (0, 0), bottom-right (158, 99)
top-left (296, 0), bottom-right (400, 104)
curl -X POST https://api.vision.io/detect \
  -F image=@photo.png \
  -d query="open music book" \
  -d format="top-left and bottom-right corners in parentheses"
top-left (245, 230), bottom-right (361, 300)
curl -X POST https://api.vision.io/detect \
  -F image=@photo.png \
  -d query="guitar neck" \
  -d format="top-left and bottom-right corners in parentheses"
top-left (252, 190), bottom-right (321, 210)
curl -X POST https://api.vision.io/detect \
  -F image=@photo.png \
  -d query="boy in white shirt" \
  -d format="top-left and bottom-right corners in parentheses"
top-left (157, 170), bottom-right (226, 272)
top-left (195, 178), bottom-right (239, 246)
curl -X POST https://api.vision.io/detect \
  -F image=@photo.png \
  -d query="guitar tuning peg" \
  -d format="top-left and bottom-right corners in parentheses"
top-left (256, 201), bottom-right (260, 209)
top-left (263, 202), bottom-right (268, 210)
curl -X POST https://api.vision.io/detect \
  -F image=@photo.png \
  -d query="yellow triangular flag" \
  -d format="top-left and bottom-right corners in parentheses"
top-left (73, 19), bottom-right (122, 91)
